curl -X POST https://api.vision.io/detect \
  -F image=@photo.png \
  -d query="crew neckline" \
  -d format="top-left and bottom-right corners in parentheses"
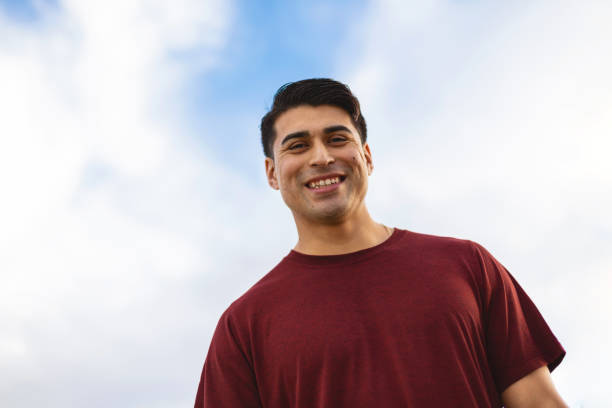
top-left (284, 228), bottom-right (405, 267)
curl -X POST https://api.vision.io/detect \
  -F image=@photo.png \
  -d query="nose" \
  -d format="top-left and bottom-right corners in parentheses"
top-left (308, 140), bottom-right (335, 167)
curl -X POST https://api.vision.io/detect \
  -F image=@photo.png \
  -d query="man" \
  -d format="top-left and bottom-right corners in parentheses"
top-left (194, 78), bottom-right (567, 407)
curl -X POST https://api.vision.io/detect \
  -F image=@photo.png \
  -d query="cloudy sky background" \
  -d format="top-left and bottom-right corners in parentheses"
top-left (0, 0), bottom-right (610, 406)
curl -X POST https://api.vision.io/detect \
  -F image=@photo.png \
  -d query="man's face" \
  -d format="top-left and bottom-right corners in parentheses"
top-left (265, 104), bottom-right (373, 225)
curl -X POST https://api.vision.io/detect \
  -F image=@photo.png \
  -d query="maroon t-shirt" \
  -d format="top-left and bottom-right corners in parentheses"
top-left (195, 229), bottom-right (565, 407)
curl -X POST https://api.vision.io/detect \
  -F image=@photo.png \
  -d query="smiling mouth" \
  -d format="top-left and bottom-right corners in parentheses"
top-left (305, 176), bottom-right (346, 190)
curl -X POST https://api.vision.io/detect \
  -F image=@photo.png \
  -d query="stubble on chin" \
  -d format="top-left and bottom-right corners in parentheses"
top-left (309, 205), bottom-right (348, 225)
top-left (301, 192), bottom-right (354, 224)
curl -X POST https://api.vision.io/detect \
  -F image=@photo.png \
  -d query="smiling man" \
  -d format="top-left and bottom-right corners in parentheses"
top-left (194, 79), bottom-right (567, 407)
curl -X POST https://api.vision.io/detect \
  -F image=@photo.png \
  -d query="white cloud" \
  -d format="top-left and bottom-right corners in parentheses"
top-left (0, 1), bottom-right (250, 406)
top-left (340, 1), bottom-right (612, 405)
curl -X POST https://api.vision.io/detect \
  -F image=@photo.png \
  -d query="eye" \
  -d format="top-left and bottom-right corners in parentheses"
top-left (288, 142), bottom-right (307, 150)
top-left (329, 135), bottom-right (347, 143)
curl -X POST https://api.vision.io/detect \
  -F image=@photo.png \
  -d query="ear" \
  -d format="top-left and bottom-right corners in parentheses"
top-left (363, 142), bottom-right (373, 175)
top-left (265, 157), bottom-right (280, 190)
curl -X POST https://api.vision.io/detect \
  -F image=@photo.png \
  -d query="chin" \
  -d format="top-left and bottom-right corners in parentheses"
top-left (309, 205), bottom-right (350, 224)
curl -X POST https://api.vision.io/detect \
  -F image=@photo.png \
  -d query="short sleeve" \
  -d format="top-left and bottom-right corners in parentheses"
top-left (194, 309), bottom-right (262, 408)
top-left (471, 242), bottom-right (566, 394)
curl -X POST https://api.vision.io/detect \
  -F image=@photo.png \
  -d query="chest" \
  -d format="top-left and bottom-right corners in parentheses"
top-left (252, 262), bottom-right (484, 380)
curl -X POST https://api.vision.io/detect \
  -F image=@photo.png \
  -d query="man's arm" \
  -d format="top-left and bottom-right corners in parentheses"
top-left (194, 310), bottom-right (263, 408)
top-left (500, 365), bottom-right (568, 408)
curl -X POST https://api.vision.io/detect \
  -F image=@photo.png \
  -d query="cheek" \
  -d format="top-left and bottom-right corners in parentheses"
top-left (351, 155), bottom-right (368, 175)
top-left (278, 162), bottom-right (301, 188)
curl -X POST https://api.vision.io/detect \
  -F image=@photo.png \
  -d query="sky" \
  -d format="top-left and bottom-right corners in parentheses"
top-left (0, 0), bottom-right (610, 407)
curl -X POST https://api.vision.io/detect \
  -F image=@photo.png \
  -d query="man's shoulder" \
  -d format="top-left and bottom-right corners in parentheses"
top-left (389, 228), bottom-right (490, 275)
top-left (220, 256), bottom-right (294, 324)
top-left (394, 228), bottom-right (479, 254)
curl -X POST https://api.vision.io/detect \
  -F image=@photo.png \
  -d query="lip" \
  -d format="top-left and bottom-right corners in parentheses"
top-left (304, 174), bottom-right (346, 194)
top-left (307, 181), bottom-right (342, 194)
top-left (304, 173), bottom-right (346, 185)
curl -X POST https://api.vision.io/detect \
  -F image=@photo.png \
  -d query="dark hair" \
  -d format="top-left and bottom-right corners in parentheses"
top-left (260, 78), bottom-right (367, 158)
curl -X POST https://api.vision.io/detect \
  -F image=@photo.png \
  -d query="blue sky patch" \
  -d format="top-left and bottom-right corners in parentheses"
top-left (0, 0), bottom-right (58, 23)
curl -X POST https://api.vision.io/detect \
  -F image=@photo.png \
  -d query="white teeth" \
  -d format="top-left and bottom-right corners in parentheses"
top-left (308, 177), bottom-right (341, 189)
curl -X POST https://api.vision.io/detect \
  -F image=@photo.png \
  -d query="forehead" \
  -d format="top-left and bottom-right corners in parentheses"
top-left (274, 105), bottom-right (355, 143)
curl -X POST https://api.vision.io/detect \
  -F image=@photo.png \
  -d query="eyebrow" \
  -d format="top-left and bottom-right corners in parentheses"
top-left (323, 125), bottom-right (352, 135)
top-left (280, 125), bottom-right (353, 146)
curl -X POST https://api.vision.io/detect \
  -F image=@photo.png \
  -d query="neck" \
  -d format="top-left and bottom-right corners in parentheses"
top-left (292, 205), bottom-right (391, 255)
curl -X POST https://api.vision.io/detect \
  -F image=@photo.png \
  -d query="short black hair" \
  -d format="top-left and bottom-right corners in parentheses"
top-left (260, 78), bottom-right (367, 158)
